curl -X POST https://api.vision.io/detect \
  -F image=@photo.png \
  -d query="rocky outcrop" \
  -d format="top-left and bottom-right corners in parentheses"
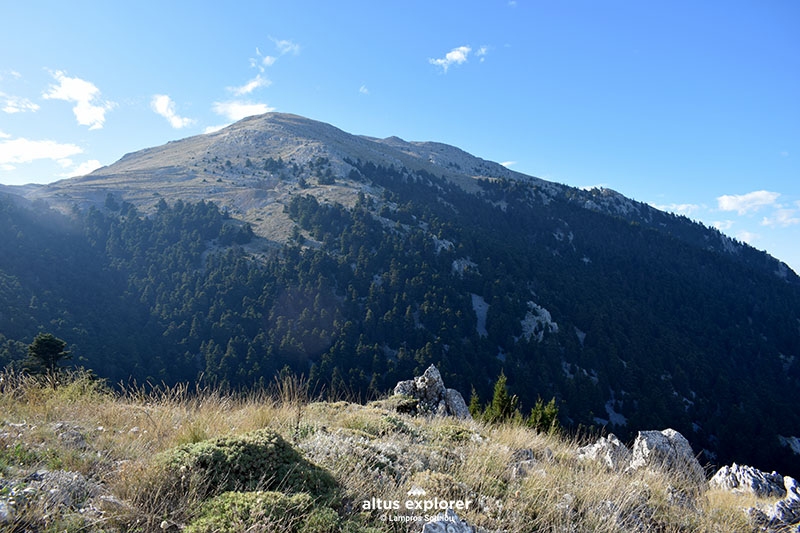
top-left (576, 429), bottom-right (705, 484)
top-left (577, 433), bottom-right (631, 471)
top-left (709, 463), bottom-right (785, 498)
top-left (393, 365), bottom-right (472, 419)
top-left (748, 476), bottom-right (800, 532)
top-left (628, 429), bottom-right (705, 484)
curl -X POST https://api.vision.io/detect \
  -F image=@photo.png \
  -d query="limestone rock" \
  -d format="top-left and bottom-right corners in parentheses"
top-left (392, 365), bottom-right (472, 419)
top-left (577, 433), bottom-right (631, 471)
top-left (445, 388), bottom-right (470, 419)
top-left (628, 429), bottom-right (705, 484)
top-left (710, 463), bottom-right (785, 498)
top-left (748, 476), bottom-right (800, 531)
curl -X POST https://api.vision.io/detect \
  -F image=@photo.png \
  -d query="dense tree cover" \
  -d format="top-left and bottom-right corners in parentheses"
top-left (0, 157), bottom-right (799, 476)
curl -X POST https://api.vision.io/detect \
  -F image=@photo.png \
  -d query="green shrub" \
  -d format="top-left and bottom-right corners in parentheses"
top-left (159, 429), bottom-right (338, 499)
top-left (186, 491), bottom-right (312, 533)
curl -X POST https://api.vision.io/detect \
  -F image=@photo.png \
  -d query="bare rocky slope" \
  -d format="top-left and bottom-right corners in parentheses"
top-left (13, 112), bottom-right (785, 274)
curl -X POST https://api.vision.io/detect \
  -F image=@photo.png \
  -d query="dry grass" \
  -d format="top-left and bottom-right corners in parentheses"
top-left (0, 370), bottom-right (771, 532)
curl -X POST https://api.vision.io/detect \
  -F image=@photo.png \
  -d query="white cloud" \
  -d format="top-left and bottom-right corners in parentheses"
top-left (736, 230), bottom-right (759, 244)
top-left (1, 92), bottom-right (40, 113)
top-left (717, 190), bottom-right (780, 215)
top-left (712, 220), bottom-right (734, 231)
top-left (249, 39), bottom-right (299, 72)
top-left (780, 151), bottom-right (789, 157)
top-left (500, 161), bottom-right (516, 168)
top-left (652, 203), bottom-right (701, 216)
top-left (228, 74), bottom-right (271, 96)
top-left (508, 1), bottom-right (518, 6)
top-left (204, 124), bottom-right (229, 134)
top-left (359, 85), bottom-right (369, 95)
top-left (0, 129), bottom-right (10, 139)
top-left (42, 71), bottom-right (113, 129)
top-left (150, 94), bottom-right (194, 129)
top-left (477, 46), bottom-right (489, 62)
top-left (59, 159), bottom-right (102, 177)
top-left (429, 45), bottom-right (471, 72)
top-left (213, 101), bottom-right (274, 121)
top-left (761, 208), bottom-right (800, 228)
top-left (272, 38), bottom-right (300, 55)
top-left (0, 137), bottom-right (83, 165)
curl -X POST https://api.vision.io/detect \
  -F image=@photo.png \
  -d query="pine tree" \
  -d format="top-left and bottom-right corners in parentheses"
top-left (468, 386), bottom-right (483, 418)
top-left (24, 333), bottom-right (70, 375)
top-left (485, 371), bottom-right (519, 423)
top-left (528, 396), bottom-right (560, 432)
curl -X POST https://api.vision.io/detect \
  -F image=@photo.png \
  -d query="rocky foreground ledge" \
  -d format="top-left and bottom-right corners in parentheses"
top-left (0, 368), bottom-right (797, 532)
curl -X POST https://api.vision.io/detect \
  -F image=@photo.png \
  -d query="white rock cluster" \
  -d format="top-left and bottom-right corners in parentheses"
top-left (576, 433), bottom-right (631, 471)
top-left (577, 429), bottom-right (705, 484)
top-left (709, 463), bottom-right (785, 498)
top-left (394, 365), bottom-right (472, 419)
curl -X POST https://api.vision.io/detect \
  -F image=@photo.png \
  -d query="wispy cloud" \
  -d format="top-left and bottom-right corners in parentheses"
top-left (150, 94), bottom-right (194, 129)
top-left (500, 161), bottom-right (516, 168)
top-left (0, 129), bottom-right (10, 139)
top-left (429, 45), bottom-right (471, 73)
top-left (250, 38), bottom-right (300, 72)
top-left (213, 101), bottom-right (274, 121)
top-left (42, 71), bottom-right (114, 129)
top-left (652, 203), bottom-right (702, 216)
top-left (359, 85), bottom-right (369, 95)
top-left (736, 230), bottom-right (759, 244)
top-left (204, 124), bottom-right (229, 134)
top-left (761, 208), bottom-right (800, 228)
top-left (476, 46), bottom-right (489, 62)
top-left (717, 190), bottom-right (780, 215)
top-left (1, 91), bottom-right (40, 114)
top-left (0, 137), bottom-right (83, 169)
top-left (228, 74), bottom-right (271, 96)
top-left (59, 159), bottom-right (102, 177)
top-left (272, 37), bottom-right (300, 55)
top-left (712, 220), bottom-right (734, 231)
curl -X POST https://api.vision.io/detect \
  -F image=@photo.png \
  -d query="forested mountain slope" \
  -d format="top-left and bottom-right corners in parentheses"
top-left (1, 113), bottom-right (798, 475)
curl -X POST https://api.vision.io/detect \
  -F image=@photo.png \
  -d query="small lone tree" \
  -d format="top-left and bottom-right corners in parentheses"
top-left (468, 386), bottom-right (483, 418)
top-left (484, 371), bottom-right (519, 423)
top-left (24, 333), bottom-right (71, 375)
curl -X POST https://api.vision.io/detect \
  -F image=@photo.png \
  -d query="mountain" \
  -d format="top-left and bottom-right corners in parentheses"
top-left (1, 112), bottom-right (799, 475)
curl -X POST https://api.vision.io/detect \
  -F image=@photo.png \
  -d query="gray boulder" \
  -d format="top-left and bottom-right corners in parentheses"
top-left (393, 365), bottom-right (472, 419)
top-left (628, 429), bottom-right (705, 484)
top-left (748, 476), bottom-right (800, 531)
top-left (445, 388), bottom-right (471, 419)
top-left (710, 463), bottom-right (785, 498)
top-left (577, 433), bottom-right (631, 471)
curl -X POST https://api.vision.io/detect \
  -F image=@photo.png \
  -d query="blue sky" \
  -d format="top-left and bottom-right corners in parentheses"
top-left (1, 1), bottom-right (798, 271)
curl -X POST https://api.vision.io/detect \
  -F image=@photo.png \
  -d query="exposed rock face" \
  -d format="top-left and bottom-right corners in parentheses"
top-left (748, 476), bottom-right (800, 531)
top-left (709, 463), bottom-right (785, 498)
top-left (628, 429), bottom-right (705, 484)
top-left (577, 433), bottom-right (631, 471)
top-left (393, 365), bottom-right (472, 419)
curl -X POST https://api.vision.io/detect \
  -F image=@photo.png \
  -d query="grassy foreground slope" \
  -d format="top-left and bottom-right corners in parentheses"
top-left (0, 372), bottom-right (776, 532)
